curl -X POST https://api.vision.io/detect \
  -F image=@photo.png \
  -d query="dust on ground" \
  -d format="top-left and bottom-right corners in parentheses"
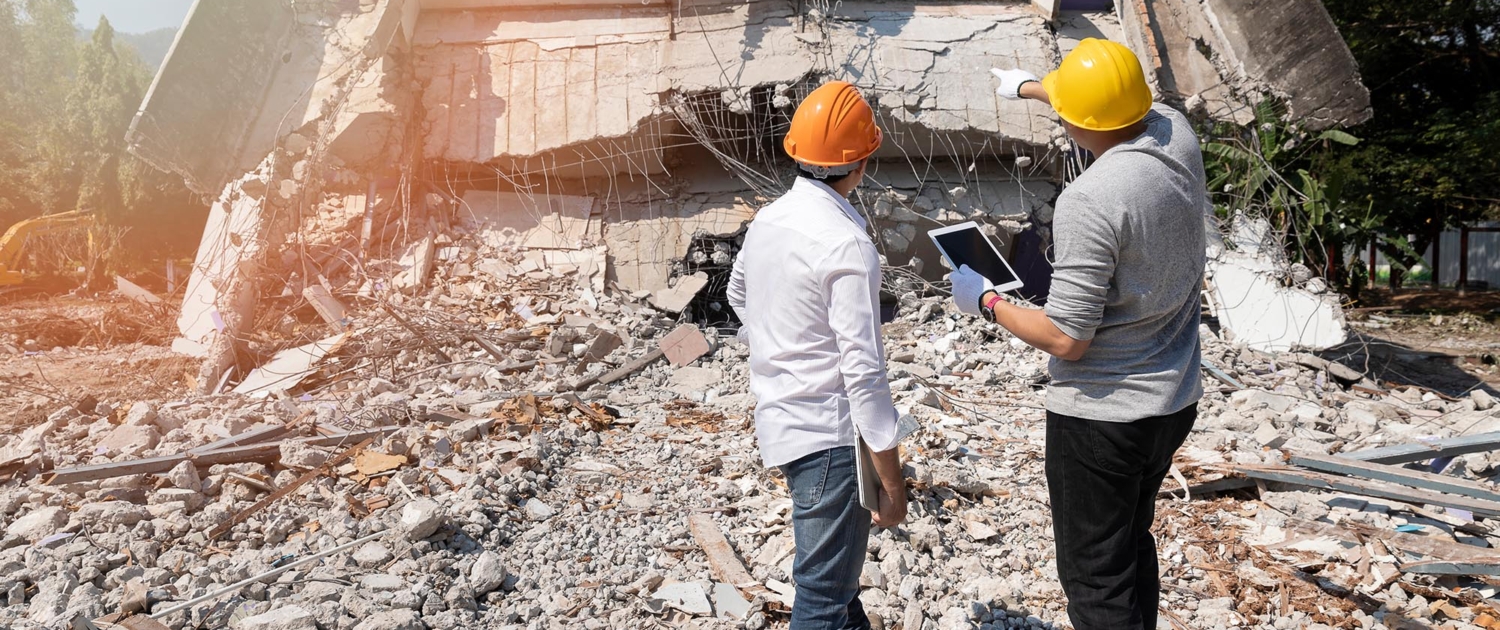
top-left (0, 295), bottom-right (193, 428)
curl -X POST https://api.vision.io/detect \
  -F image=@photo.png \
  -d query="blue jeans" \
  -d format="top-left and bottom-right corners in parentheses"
top-left (779, 446), bottom-right (872, 630)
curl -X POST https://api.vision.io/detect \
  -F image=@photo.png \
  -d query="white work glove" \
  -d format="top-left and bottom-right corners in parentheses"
top-left (991, 68), bottom-right (1040, 100)
top-left (948, 265), bottom-right (994, 317)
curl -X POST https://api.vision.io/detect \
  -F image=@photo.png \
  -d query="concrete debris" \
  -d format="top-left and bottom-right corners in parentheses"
top-left (232, 332), bottom-right (351, 396)
top-left (1208, 217), bottom-right (1349, 351)
top-left (469, 550), bottom-right (509, 596)
top-left (399, 498), bottom-right (445, 540)
top-left (0, 0), bottom-right (1420, 628)
top-left (11, 259), bottom-right (1499, 629)
top-left (114, 275), bottom-right (163, 305)
top-left (649, 272), bottom-right (709, 314)
top-left (661, 323), bottom-right (712, 367)
top-left (650, 581), bottom-right (714, 616)
top-left (232, 605), bottom-right (317, 630)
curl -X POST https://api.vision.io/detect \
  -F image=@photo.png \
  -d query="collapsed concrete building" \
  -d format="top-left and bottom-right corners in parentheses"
top-left (125, 0), bottom-right (1371, 388)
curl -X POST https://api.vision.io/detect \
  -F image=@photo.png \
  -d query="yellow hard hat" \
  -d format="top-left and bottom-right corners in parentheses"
top-left (1041, 38), bottom-right (1152, 131)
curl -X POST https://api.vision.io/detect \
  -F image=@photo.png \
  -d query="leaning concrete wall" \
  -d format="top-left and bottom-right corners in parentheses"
top-left (126, 1), bottom-right (304, 196)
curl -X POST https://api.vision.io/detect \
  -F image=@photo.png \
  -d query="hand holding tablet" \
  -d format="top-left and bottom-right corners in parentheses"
top-left (927, 221), bottom-right (1025, 292)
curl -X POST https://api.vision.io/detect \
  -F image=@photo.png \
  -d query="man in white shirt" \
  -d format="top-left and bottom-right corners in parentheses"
top-left (728, 81), bottom-right (908, 630)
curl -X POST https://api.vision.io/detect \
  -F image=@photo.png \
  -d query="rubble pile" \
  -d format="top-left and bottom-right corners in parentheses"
top-left (7, 223), bottom-right (1500, 630)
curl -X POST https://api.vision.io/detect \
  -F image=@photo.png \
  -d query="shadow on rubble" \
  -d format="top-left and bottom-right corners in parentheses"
top-left (1316, 331), bottom-right (1500, 399)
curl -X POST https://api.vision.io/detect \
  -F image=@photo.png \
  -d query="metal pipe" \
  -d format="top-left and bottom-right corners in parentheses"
top-left (149, 530), bottom-right (387, 619)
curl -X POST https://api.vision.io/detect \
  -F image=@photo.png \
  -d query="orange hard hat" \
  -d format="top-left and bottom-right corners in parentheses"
top-left (783, 81), bottom-right (882, 170)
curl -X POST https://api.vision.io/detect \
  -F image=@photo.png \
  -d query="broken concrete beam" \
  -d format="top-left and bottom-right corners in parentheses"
top-left (688, 513), bottom-right (771, 603)
top-left (1340, 432), bottom-right (1500, 465)
top-left (43, 427), bottom-right (397, 485)
top-left (1290, 452), bottom-right (1500, 503)
top-left (303, 284), bottom-right (348, 326)
top-left (1236, 463), bottom-right (1500, 518)
top-left (661, 324), bottom-right (711, 367)
top-left (186, 424), bottom-right (292, 454)
top-left (649, 273), bottom-right (709, 313)
top-left (232, 331), bottom-right (351, 396)
top-left (393, 235), bottom-right (435, 293)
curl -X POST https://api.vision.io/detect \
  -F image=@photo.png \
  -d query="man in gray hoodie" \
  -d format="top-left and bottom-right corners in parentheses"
top-left (949, 38), bottom-right (1206, 630)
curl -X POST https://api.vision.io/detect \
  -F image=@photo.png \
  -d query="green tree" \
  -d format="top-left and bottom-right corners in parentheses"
top-left (63, 17), bottom-right (151, 222)
top-left (0, 0), bottom-right (77, 226)
top-left (1322, 0), bottom-right (1500, 285)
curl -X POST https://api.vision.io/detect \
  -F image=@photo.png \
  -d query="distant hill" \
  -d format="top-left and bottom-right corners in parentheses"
top-left (77, 27), bottom-right (178, 71)
top-left (120, 28), bottom-right (177, 70)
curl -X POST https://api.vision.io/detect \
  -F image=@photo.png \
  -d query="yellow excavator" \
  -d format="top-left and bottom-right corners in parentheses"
top-left (0, 210), bottom-right (96, 286)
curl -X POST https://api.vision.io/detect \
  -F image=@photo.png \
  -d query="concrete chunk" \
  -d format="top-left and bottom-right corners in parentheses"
top-left (400, 498), bottom-right (445, 540)
top-left (649, 272), bottom-right (709, 313)
top-left (99, 425), bottom-right (161, 458)
top-left (469, 550), bottom-right (508, 595)
top-left (660, 324), bottom-right (711, 367)
top-left (233, 605), bottom-right (317, 630)
top-left (651, 581), bottom-right (712, 616)
top-left (5, 505), bottom-right (68, 542)
top-left (353, 609), bottom-right (423, 630)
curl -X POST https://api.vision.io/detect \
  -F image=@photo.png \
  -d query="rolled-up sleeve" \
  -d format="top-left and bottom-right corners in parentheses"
top-left (1045, 191), bottom-right (1117, 341)
top-left (821, 239), bottom-right (899, 452)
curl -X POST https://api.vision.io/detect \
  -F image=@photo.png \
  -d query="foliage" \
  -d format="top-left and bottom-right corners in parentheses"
top-left (0, 0), bottom-right (200, 279)
top-left (1322, 0), bottom-right (1500, 281)
top-left (1201, 101), bottom-right (1417, 292)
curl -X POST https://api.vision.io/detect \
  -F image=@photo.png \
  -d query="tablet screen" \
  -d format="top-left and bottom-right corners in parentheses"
top-left (933, 227), bottom-right (1019, 287)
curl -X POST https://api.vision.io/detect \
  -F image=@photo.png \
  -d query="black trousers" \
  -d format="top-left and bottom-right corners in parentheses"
top-left (1045, 403), bottom-right (1197, 630)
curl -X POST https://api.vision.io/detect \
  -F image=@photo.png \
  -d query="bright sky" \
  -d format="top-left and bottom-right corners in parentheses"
top-left (74, 0), bottom-right (194, 33)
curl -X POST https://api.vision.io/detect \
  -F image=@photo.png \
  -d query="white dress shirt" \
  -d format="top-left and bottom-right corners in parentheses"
top-left (728, 177), bottom-right (900, 467)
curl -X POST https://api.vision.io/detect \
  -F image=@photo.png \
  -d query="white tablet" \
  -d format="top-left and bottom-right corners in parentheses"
top-left (928, 221), bottom-right (1025, 293)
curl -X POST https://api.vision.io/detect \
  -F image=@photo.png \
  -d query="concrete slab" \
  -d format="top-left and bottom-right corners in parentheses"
top-left (458, 190), bottom-right (598, 250)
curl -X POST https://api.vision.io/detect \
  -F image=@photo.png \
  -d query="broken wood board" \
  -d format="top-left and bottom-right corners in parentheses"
top-left (1289, 452), bottom-right (1500, 503)
top-left (1239, 463), bottom-right (1500, 518)
top-left (1340, 432), bottom-right (1500, 465)
top-left (458, 190), bottom-right (599, 250)
top-left (353, 450), bottom-right (407, 477)
top-left (687, 513), bottom-right (771, 601)
top-left (44, 427), bottom-right (397, 485)
top-left (232, 331), bottom-right (351, 396)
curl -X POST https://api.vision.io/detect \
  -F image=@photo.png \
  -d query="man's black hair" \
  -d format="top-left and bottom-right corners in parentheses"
top-left (796, 165), bottom-right (861, 188)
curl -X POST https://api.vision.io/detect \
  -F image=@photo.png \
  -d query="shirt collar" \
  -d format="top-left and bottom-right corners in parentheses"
top-left (793, 177), bottom-right (868, 230)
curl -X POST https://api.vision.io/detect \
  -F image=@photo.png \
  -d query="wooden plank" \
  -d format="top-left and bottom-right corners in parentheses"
top-left (1290, 452), bottom-right (1500, 503)
top-left (44, 428), bottom-right (397, 485)
top-left (1339, 432), bottom-right (1500, 465)
top-left (687, 513), bottom-right (771, 599)
top-left (1236, 464), bottom-right (1500, 518)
